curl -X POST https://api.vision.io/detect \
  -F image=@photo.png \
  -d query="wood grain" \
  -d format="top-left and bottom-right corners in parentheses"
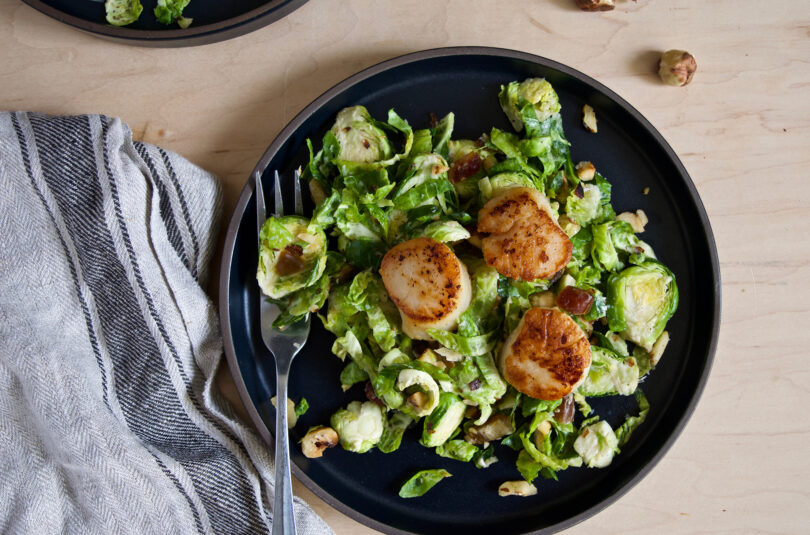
top-left (2, 0), bottom-right (809, 533)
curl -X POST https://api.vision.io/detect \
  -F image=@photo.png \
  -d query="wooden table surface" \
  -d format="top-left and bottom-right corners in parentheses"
top-left (2, 0), bottom-right (808, 533)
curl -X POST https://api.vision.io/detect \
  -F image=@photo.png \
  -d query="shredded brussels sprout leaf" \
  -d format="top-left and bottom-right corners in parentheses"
top-left (398, 469), bottom-right (452, 498)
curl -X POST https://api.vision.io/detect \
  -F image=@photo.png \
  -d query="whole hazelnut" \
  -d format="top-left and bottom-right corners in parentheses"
top-left (658, 50), bottom-right (697, 86)
top-left (301, 426), bottom-right (339, 458)
top-left (575, 0), bottom-right (615, 11)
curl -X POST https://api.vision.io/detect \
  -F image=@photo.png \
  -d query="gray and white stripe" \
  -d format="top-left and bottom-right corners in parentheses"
top-left (0, 112), bottom-right (332, 535)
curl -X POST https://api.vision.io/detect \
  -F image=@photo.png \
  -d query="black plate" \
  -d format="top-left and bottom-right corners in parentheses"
top-left (22, 0), bottom-right (307, 47)
top-left (219, 47), bottom-right (720, 535)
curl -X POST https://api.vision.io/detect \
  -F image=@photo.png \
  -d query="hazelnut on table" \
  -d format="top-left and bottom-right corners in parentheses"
top-left (658, 50), bottom-right (697, 86)
top-left (575, 0), bottom-right (615, 11)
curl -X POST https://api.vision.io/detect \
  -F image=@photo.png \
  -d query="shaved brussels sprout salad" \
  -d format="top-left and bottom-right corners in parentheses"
top-left (258, 78), bottom-right (678, 498)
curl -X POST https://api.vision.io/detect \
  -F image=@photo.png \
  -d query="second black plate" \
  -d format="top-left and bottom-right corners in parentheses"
top-left (220, 47), bottom-right (720, 535)
top-left (23, 0), bottom-right (307, 47)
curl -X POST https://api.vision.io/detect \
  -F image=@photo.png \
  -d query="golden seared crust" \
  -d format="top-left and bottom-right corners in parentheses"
top-left (501, 307), bottom-right (591, 400)
top-left (379, 238), bottom-right (470, 326)
top-left (478, 187), bottom-right (572, 281)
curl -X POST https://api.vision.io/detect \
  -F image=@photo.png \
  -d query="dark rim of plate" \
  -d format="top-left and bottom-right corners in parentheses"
top-left (219, 46), bottom-right (721, 535)
top-left (21, 0), bottom-right (308, 47)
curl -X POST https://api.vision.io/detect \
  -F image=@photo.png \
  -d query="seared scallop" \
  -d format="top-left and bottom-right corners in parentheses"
top-left (500, 307), bottom-right (591, 400)
top-left (380, 237), bottom-right (472, 340)
top-left (478, 187), bottom-right (572, 281)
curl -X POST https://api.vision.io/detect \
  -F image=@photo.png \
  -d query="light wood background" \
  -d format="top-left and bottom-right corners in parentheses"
top-left (2, 0), bottom-right (808, 533)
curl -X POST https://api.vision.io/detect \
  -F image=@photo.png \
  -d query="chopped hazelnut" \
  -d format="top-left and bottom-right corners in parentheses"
top-left (576, 161), bottom-right (596, 181)
top-left (658, 50), bottom-right (697, 86)
top-left (407, 391), bottom-right (428, 410)
top-left (308, 178), bottom-right (327, 205)
top-left (417, 348), bottom-right (447, 369)
top-left (616, 209), bottom-right (649, 233)
top-left (575, 0), bottom-right (615, 11)
top-left (582, 104), bottom-right (598, 133)
top-left (498, 481), bottom-right (538, 497)
top-left (464, 412), bottom-right (514, 445)
top-left (301, 426), bottom-right (339, 458)
top-left (529, 290), bottom-right (556, 308)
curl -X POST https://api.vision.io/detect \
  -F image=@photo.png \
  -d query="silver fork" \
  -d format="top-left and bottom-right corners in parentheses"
top-left (255, 168), bottom-right (309, 535)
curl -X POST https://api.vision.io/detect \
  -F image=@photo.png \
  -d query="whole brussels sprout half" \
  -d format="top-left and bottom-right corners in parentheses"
top-left (606, 261), bottom-right (678, 350)
top-left (256, 215), bottom-right (327, 299)
top-left (331, 105), bottom-right (393, 163)
top-left (499, 78), bottom-right (562, 132)
top-left (330, 400), bottom-right (385, 453)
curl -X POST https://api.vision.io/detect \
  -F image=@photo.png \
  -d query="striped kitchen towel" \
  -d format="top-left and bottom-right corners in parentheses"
top-left (0, 112), bottom-right (333, 535)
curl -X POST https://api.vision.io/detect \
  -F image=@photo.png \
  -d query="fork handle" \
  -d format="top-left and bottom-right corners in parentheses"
top-left (272, 365), bottom-right (296, 535)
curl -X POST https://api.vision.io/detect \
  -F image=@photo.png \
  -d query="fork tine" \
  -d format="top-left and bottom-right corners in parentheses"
top-left (274, 170), bottom-right (284, 217)
top-left (294, 168), bottom-right (303, 216)
top-left (255, 171), bottom-right (266, 242)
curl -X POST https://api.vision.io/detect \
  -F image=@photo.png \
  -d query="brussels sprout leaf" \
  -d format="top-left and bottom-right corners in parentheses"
top-left (398, 469), bottom-right (452, 498)
top-left (154, 0), bottom-right (190, 25)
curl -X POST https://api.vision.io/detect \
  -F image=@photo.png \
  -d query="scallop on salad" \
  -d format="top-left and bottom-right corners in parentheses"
top-left (256, 78), bottom-right (678, 498)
